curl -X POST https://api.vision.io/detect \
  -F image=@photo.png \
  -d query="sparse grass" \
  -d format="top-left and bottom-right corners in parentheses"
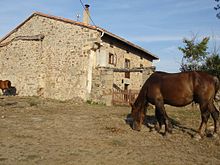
top-left (105, 126), bottom-right (126, 134)
top-left (13, 134), bottom-right (34, 139)
top-left (86, 100), bottom-right (105, 106)
top-left (110, 139), bottom-right (126, 147)
top-left (1, 96), bottom-right (220, 165)
top-left (0, 157), bottom-right (8, 162)
top-left (26, 154), bottom-right (40, 161)
top-left (25, 96), bottom-right (42, 107)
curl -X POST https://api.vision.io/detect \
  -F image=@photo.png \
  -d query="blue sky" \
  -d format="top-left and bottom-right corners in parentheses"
top-left (0, 0), bottom-right (219, 72)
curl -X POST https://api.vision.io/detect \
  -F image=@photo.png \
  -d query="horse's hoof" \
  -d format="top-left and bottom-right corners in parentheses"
top-left (167, 128), bottom-right (173, 134)
top-left (212, 133), bottom-right (219, 139)
top-left (154, 124), bottom-right (161, 133)
top-left (193, 134), bottom-right (202, 141)
top-left (163, 132), bottom-right (171, 138)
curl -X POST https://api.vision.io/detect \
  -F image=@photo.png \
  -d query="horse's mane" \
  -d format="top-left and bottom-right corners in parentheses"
top-left (133, 82), bottom-right (148, 109)
top-left (133, 71), bottom-right (170, 109)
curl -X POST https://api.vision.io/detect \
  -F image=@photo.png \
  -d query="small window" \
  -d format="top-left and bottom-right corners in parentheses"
top-left (125, 59), bottom-right (130, 78)
top-left (125, 59), bottom-right (130, 68)
top-left (109, 53), bottom-right (115, 65)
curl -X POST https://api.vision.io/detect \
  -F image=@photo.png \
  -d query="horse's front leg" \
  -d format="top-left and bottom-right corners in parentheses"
top-left (155, 107), bottom-right (162, 132)
top-left (155, 104), bottom-right (172, 135)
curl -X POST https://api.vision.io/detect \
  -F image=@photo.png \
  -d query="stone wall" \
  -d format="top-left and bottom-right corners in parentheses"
top-left (90, 66), bottom-right (154, 105)
top-left (90, 35), bottom-right (155, 105)
top-left (90, 67), bottom-right (113, 105)
top-left (103, 35), bottom-right (152, 90)
top-left (100, 35), bottom-right (153, 91)
top-left (0, 15), bottom-right (100, 100)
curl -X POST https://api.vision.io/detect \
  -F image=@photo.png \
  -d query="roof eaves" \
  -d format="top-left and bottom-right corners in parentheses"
top-left (96, 27), bottom-right (159, 60)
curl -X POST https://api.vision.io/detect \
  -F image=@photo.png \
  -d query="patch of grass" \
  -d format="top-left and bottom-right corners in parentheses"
top-left (0, 101), bottom-right (18, 107)
top-left (86, 100), bottom-right (106, 106)
top-left (0, 157), bottom-right (8, 161)
top-left (29, 101), bottom-right (38, 107)
top-left (110, 139), bottom-right (126, 147)
top-left (26, 155), bottom-right (40, 160)
top-left (26, 97), bottom-right (41, 107)
top-left (13, 134), bottom-right (34, 139)
top-left (69, 152), bottom-right (80, 157)
top-left (86, 100), bottom-right (93, 104)
top-left (105, 126), bottom-right (126, 134)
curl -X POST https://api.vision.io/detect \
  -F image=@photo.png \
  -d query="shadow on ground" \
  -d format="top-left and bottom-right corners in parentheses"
top-left (125, 113), bottom-right (197, 137)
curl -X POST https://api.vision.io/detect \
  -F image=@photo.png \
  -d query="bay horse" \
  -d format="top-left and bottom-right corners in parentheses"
top-left (0, 80), bottom-right (12, 94)
top-left (130, 71), bottom-right (220, 138)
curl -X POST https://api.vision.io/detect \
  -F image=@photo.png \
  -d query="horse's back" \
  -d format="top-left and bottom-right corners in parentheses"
top-left (146, 72), bottom-right (193, 106)
top-left (147, 71), bottom-right (193, 92)
top-left (145, 71), bottom-right (218, 106)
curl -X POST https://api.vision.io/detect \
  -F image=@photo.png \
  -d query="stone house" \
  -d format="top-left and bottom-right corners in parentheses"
top-left (0, 7), bottom-right (158, 105)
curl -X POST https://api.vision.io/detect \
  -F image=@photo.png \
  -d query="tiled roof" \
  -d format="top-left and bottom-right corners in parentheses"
top-left (0, 12), bottom-right (159, 60)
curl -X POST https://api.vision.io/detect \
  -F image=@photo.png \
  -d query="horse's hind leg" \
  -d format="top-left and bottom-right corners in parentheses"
top-left (198, 102), bottom-right (211, 137)
top-left (210, 102), bottom-right (219, 135)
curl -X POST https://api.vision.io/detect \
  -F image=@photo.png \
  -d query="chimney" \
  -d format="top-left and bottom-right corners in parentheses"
top-left (83, 4), bottom-right (90, 25)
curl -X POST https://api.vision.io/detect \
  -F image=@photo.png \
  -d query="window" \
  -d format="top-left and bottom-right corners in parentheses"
top-left (125, 59), bottom-right (130, 78)
top-left (108, 53), bottom-right (115, 65)
top-left (125, 59), bottom-right (130, 68)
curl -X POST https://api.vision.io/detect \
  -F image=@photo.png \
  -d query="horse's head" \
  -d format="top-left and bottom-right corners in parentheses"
top-left (130, 103), bottom-right (145, 131)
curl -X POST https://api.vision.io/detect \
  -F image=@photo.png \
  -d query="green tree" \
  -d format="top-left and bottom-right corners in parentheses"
top-left (201, 52), bottom-right (220, 79)
top-left (178, 36), bottom-right (209, 71)
top-left (179, 35), bottom-right (220, 79)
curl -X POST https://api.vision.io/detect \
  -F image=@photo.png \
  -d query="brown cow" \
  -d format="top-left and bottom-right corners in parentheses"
top-left (131, 71), bottom-right (219, 139)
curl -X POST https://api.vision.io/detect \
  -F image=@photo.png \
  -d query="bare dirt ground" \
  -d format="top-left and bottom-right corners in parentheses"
top-left (0, 96), bottom-right (220, 165)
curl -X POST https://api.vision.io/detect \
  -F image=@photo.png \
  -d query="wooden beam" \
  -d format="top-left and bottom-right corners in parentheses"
top-left (113, 67), bottom-right (155, 72)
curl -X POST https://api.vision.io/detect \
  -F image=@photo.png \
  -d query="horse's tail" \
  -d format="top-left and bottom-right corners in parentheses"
top-left (214, 76), bottom-right (220, 101)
